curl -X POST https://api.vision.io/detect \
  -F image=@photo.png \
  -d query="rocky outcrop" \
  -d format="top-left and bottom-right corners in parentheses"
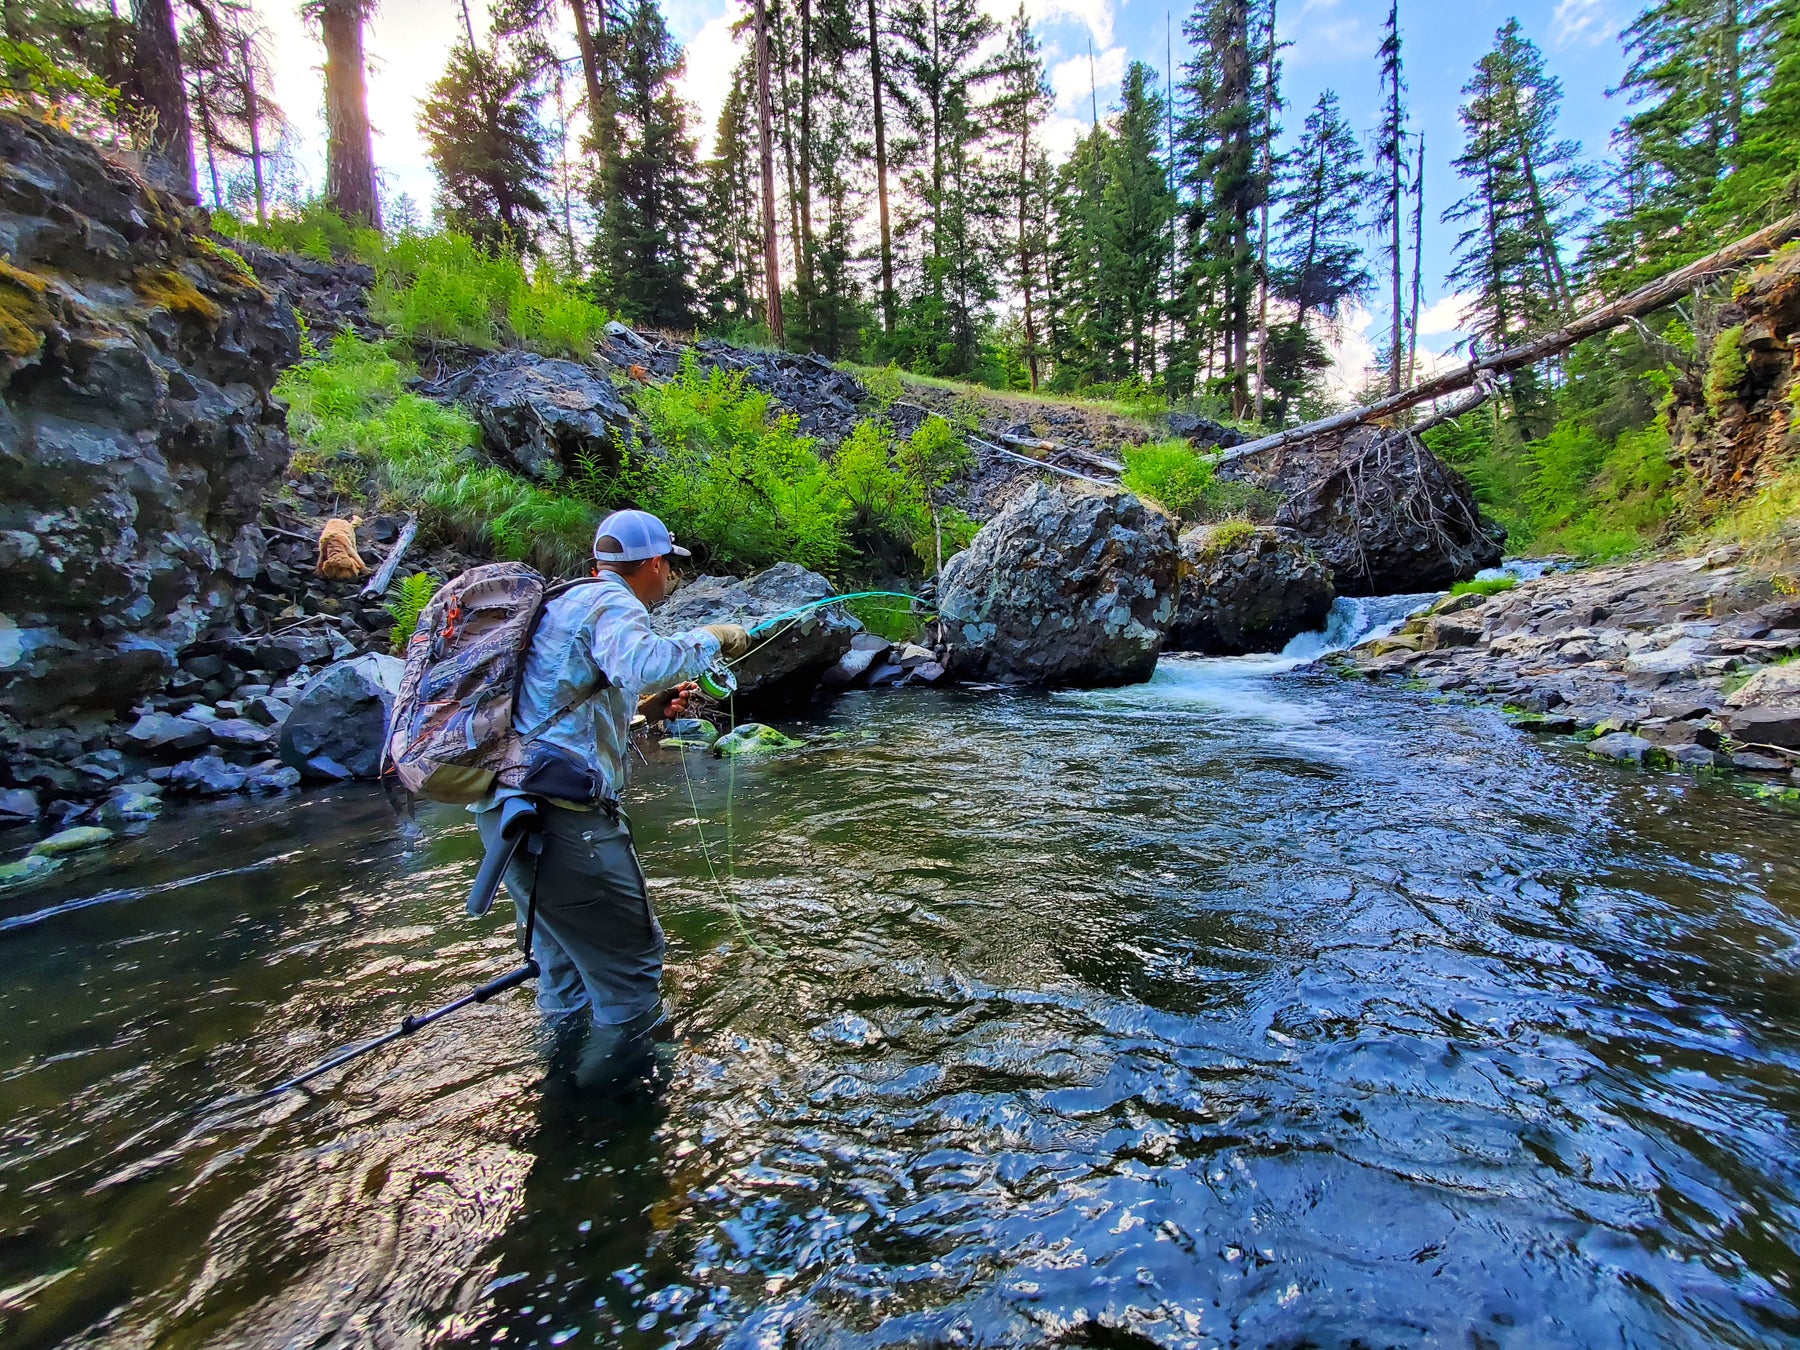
top-left (1167, 524), bottom-right (1334, 654)
top-left (418, 350), bottom-right (637, 483)
top-left (1336, 550), bottom-right (1800, 780)
top-left (1220, 425), bottom-right (1504, 595)
top-left (278, 653), bottom-right (404, 780)
top-left (937, 481), bottom-right (1179, 687)
top-left (1166, 411), bottom-right (1247, 451)
top-left (651, 564), bottom-right (862, 706)
top-left (232, 240), bottom-right (375, 343)
top-left (0, 113), bottom-right (299, 723)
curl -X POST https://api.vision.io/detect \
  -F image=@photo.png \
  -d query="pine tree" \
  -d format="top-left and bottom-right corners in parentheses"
top-left (696, 58), bottom-right (763, 329)
top-left (1098, 61), bottom-right (1177, 379)
top-left (421, 40), bottom-right (552, 252)
top-left (132, 0), bottom-right (195, 192)
top-left (180, 3), bottom-right (282, 211)
top-left (1709, 10), bottom-right (1800, 229)
top-left (1374, 0), bottom-right (1405, 393)
top-left (592, 0), bottom-right (702, 327)
top-left (309, 0), bottom-right (379, 225)
top-left (987, 5), bottom-right (1051, 387)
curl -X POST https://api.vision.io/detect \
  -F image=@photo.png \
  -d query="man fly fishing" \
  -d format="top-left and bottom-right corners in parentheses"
top-left (469, 509), bottom-right (750, 1084)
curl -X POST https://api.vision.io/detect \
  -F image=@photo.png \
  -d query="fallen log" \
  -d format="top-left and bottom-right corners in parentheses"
top-left (968, 435), bottom-right (1113, 486)
top-left (359, 514), bottom-right (419, 599)
top-left (1216, 211), bottom-right (1800, 466)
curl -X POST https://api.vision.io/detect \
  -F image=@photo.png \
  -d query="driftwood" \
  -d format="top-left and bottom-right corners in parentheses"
top-left (968, 435), bottom-right (1113, 485)
top-left (1216, 210), bottom-right (1800, 466)
top-left (997, 431), bottom-right (1057, 454)
top-left (359, 514), bottom-right (419, 599)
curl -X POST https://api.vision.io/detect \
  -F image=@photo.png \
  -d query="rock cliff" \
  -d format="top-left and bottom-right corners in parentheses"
top-left (0, 112), bottom-right (298, 723)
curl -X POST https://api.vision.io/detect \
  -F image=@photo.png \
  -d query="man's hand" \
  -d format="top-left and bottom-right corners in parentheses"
top-left (701, 623), bottom-right (751, 659)
top-left (638, 681), bottom-right (699, 723)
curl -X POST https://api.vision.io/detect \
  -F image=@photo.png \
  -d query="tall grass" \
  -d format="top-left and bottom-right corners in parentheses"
top-left (213, 200), bottom-right (384, 265)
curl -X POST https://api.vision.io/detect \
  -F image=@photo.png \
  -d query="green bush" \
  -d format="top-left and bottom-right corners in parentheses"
top-left (278, 335), bottom-right (599, 572)
top-left (1195, 517), bottom-right (1257, 559)
top-left (1706, 324), bottom-right (1748, 416)
top-left (843, 593), bottom-right (928, 642)
top-left (213, 201), bottom-right (383, 265)
top-left (370, 231), bottom-right (610, 358)
top-left (1449, 575), bottom-right (1518, 597)
top-left (1121, 439), bottom-right (1217, 517)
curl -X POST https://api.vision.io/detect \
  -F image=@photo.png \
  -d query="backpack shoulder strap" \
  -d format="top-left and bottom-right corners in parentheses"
top-left (513, 577), bottom-right (617, 741)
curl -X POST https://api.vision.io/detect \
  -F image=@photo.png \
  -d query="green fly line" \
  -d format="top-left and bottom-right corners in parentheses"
top-left (675, 591), bottom-right (934, 959)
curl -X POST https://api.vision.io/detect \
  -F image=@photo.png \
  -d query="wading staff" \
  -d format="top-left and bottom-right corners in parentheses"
top-left (210, 799), bottom-right (547, 1110)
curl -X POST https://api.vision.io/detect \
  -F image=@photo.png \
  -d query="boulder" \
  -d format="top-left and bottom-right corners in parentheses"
top-left (277, 653), bottom-right (404, 780)
top-left (0, 853), bottom-right (60, 890)
top-left (0, 113), bottom-right (297, 724)
top-left (29, 825), bottom-right (113, 857)
top-left (651, 564), bottom-right (861, 706)
top-left (821, 634), bottom-right (893, 688)
top-left (419, 350), bottom-right (636, 484)
top-left (1724, 662), bottom-right (1800, 748)
top-left (0, 787), bottom-right (39, 822)
top-left (1218, 425), bottom-right (1503, 595)
top-left (120, 712), bottom-right (212, 756)
top-left (101, 790), bottom-right (163, 823)
top-left (1166, 524), bottom-right (1333, 655)
top-left (167, 752), bottom-right (250, 795)
top-left (1588, 732), bottom-right (1657, 765)
top-left (937, 482), bottom-right (1180, 687)
top-left (714, 722), bottom-right (805, 757)
top-left (1165, 411), bottom-right (1246, 451)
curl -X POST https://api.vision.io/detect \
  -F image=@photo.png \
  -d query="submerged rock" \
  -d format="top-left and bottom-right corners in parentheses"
top-left (652, 564), bottom-right (860, 706)
top-left (714, 722), bottom-right (805, 757)
top-left (0, 113), bottom-right (298, 724)
top-left (29, 825), bottom-right (113, 857)
top-left (1220, 425), bottom-right (1503, 594)
top-left (1166, 524), bottom-right (1333, 655)
top-left (937, 481), bottom-right (1179, 687)
top-left (0, 853), bottom-right (60, 890)
top-left (277, 653), bottom-right (404, 781)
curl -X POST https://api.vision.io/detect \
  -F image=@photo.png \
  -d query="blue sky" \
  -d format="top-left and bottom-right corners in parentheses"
top-left (248, 0), bottom-right (1638, 361)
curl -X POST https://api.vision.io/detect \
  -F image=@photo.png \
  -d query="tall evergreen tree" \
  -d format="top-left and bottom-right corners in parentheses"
top-left (309, 0), bottom-right (379, 224)
top-left (132, 0), bottom-right (195, 191)
top-left (592, 0), bottom-right (701, 327)
top-left (1374, 0), bottom-right (1405, 393)
top-left (987, 5), bottom-right (1051, 387)
top-left (1099, 61), bottom-right (1177, 379)
top-left (696, 58), bottom-right (764, 328)
top-left (421, 40), bottom-right (552, 252)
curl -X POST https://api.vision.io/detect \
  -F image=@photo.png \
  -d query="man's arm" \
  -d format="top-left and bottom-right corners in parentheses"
top-left (591, 595), bottom-right (721, 697)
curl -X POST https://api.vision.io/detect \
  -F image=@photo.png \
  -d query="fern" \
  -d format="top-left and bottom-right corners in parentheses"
top-left (386, 572), bottom-right (439, 653)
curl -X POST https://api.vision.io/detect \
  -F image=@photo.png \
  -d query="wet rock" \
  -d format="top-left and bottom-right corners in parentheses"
top-left (210, 717), bottom-right (275, 760)
top-left (938, 482), bottom-right (1179, 687)
top-left (1726, 705), bottom-right (1800, 751)
top-left (120, 712), bottom-right (212, 756)
top-left (101, 790), bottom-right (163, 823)
top-left (71, 749), bottom-right (126, 790)
top-left (29, 825), bottom-right (113, 857)
top-left (1220, 425), bottom-right (1503, 594)
top-left (277, 653), bottom-right (405, 781)
top-left (418, 350), bottom-right (636, 484)
top-left (229, 634), bottom-right (331, 674)
top-left (1165, 525), bottom-right (1333, 655)
top-left (245, 760), bottom-right (302, 793)
top-left (0, 853), bottom-right (60, 890)
top-left (714, 722), bottom-right (805, 757)
top-left (1670, 743), bottom-right (1727, 770)
top-left (0, 787), bottom-right (38, 821)
top-left (662, 718), bottom-right (720, 747)
top-left (821, 635), bottom-right (893, 688)
top-left (652, 564), bottom-right (860, 706)
top-left (1589, 732), bottom-right (1657, 765)
top-left (0, 113), bottom-right (297, 724)
top-left (167, 753), bottom-right (250, 795)
top-left (1731, 750), bottom-right (1791, 772)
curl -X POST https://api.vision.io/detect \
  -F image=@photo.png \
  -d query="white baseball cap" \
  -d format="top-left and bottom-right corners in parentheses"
top-left (593, 509), bottom-right (692, 562)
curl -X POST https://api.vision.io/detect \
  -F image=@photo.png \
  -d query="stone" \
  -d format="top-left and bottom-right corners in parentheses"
top-left (1165, 411), bottom-right (1246, 450)
top-left (912, 660), bottom-right (947, 683)
top-left (277, 653), bottom-right (405, 781)
top-left (1725, 662), bottom-right (1800, 708)
top-left (820, 641), bottom-right (892, 688)
top-left (0, 114), bottom-right (296, 725)
top-left (1217, 423), bottom-right (1503, 594)
top-left (1670, 743), bottom-right (1726, 770)
top-left (0, 853), bottom-right (60, 890)
top-left (1588, 732), bottom-right (1656, 765)
top-left (245, 761), bottom-right (302, 793)
top-left (120, 712), bottom-right (212, 756)
top-left (29, 825), bottom-right (113, 857)
top-left (70, 748), bottom-right (126, 788)
top-left (1622, 641), bottom-right (1713, 685)
top-left (1166, 524), bottom-right (1334, 655)
top-left (1430, 591), bottom-right (1490, 616)
top-left (210, 717), bottom-right (274, 755)
top-left (714, 722), bottom-right (805, 757)
top-left (1726, 705), bottom-right (1800, 751)
top-left (938, 482), bottom-right (1180, 687)
top-left (180, 703), bottom-right (219, 723)
top-left (652, 564), bottom-right (861, 706)
top-left (0, 787), bottom-right (39, 821)
top-left (101, 791), bottom-right (163, 823)
top-left (180, 654), bottom-right (227, 679)
top-left (242, 695), bottom-right (293, 727)
top-left (229, 634), bottom-right (330, 674)
top-left (418, 350), bottom-right (638, 483)
top-left (1731, 750), bottom-right (1791, 772)
top-left (664, 718), bottom-right (720, 745)
top-left (1422, 613), bottom-right (1486, 651)
top-left (167, 753), bottom-right (250, 795)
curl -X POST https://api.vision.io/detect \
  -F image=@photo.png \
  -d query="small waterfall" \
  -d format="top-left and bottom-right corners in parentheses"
top-left (1279, 592), bottom-right (1438, 662)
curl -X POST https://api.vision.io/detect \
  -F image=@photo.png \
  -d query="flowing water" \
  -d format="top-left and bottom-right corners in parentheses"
top-left (4, 602), bottom-right (1800, 1349)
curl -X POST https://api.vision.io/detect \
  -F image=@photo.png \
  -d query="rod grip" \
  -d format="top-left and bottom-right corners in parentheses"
top-left (473, 961), bottom-right (538, 1002)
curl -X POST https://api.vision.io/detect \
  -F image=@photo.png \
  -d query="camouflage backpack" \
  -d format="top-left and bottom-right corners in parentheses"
top-left (385, 562), bottom-right (604, 803)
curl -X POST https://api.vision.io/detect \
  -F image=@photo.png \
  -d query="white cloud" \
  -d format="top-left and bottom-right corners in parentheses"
top-left (1050, 44), bottom-right (1126, 118)
top-left (1415, 291), bottom-right (1477, 338)
top-left (677, 2), bottom-right (749, 155)
top-left (1276, 0), bottom-right (1374, 70)
top-left (1551, 0), bottom-right (1620, 49)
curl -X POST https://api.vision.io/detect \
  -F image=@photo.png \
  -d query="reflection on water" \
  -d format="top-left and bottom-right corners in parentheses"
top-left (3, 646), bottom-right (1800, 1347)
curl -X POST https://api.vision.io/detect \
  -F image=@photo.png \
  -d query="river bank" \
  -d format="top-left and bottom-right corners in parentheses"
top-left (1333, 547), bottom-right (1800, 792)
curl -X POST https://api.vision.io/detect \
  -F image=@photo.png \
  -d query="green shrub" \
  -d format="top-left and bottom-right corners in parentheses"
top-left (1705, 324), bottom-right (1748, 416)
top-left (371, 231), bottom-right (609, 358)
top-left (386, 571), bottom-right (438, 651)
top-left (278, 335), bottom-right (598, 572)
top-left (861, 361), bottom-right (904, 411)
top-left (1449, 575), bottom-right (1518, 597)
top-left (1195, 517), bottom-right (1257, 559)
top-left (213, 201), bottom-right (383, 265)
top-left (844, 593), bottom-right (928, 642)
top-left (1122, 439), bottom-right (1216, 517)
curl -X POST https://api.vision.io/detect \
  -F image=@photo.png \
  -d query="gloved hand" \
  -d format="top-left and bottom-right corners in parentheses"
top-left (638, 682), bottom-right (698, 723)
top-left (701, 623), bottom-right (751, 658)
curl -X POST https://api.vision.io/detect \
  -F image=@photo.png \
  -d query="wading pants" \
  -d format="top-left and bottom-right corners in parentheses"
top-left (473, 799), bottom-right (664, 1029)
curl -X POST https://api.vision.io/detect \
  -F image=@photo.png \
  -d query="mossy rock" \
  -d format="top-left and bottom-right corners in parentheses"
top-left (714, 722), bottom-right (805, 758)
top-left (0, 853), bottom-right (62, 891)
top-left (30, 825), bottom-right (114, 857)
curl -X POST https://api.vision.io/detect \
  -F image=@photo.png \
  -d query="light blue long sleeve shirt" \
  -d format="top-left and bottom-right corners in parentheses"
top-left (507, 571), bottom-right (721, 803)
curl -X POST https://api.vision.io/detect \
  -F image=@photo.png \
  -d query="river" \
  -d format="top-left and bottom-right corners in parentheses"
top-left (3, 599), bottom-right (1798, 1348)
